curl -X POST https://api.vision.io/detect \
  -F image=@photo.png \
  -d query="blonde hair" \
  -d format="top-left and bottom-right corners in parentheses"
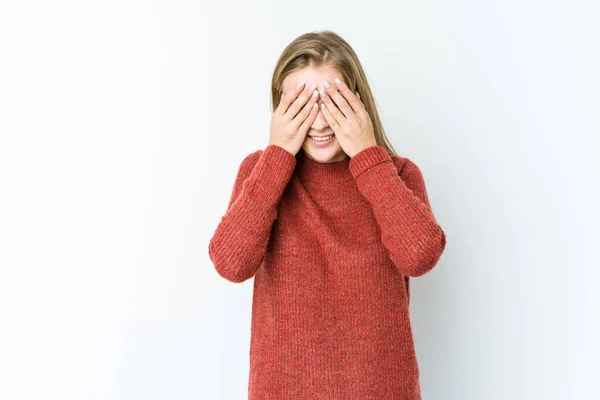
top-left (270, 30), bottom-right (400, 159)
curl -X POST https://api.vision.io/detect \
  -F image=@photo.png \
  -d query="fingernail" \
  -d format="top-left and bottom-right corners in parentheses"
top-left (323, 81), bottom-right (331, 89)
top-left (312, 90), bottom-right (318, 98)
top-left (296, 81), bottom-right (305, 89)
top-left (319, 89), bottom-right (327, 97)
top-left (334, 77), bottom-right (342, 85)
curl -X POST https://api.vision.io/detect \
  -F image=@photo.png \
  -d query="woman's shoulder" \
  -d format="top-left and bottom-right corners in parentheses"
top-left (390, 154), bottom-right (409, 174)
top-left (240, 145), bottom-right (298, 171)
top-left (229, 149), bottom-right (263, 183)
top-left (390, 154), bottom-right (425, 181)
top-left (239, 148), bottom-right (263, 169)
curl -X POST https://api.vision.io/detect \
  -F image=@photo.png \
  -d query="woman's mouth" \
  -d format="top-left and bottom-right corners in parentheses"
top-left (308, 134), bottom-right (335, 146)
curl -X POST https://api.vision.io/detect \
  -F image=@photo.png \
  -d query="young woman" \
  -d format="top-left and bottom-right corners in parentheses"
top-left (208, 30), bottom-right (447, 399)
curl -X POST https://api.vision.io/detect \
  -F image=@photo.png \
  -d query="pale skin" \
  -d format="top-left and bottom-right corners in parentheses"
top-left (269, 65), bottom-right (377, 163)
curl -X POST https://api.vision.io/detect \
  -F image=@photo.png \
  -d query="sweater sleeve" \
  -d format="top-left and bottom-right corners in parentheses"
top-left (208, 144), bottom-right (297, 283)
top-left (348, 145), bottom-right (446, 277)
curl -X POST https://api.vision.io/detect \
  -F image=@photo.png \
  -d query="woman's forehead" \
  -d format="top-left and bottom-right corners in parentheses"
top-left (281, 66), bottom-right (343, 93)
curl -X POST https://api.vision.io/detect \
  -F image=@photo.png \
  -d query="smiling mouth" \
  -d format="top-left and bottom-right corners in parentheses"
top-left (308, 134), bottom-right (334, 142)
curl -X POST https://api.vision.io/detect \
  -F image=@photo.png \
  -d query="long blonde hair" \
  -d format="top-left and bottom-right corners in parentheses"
top-left (270, 30), bottom-right (400, 159)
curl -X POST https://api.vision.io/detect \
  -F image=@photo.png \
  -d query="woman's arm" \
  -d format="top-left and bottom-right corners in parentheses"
top-left (348, 145), bottom-right (447, 277)
top-left (208, 144), bottom-right (297, 283)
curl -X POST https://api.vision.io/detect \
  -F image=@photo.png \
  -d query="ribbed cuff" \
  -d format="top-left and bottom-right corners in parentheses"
top-left (247, 144), bottom-right (297, 199)
top-left (348, 145), bottom-right (394, 180)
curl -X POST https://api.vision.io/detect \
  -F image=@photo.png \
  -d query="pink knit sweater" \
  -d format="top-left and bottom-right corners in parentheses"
top-left (208, 144), bottom-right (446, 399)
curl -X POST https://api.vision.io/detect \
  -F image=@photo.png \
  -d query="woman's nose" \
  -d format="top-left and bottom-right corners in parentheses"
top-left (311, 109), bottom-right (329, 130)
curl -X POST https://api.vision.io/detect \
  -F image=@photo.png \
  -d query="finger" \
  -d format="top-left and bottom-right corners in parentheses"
top-left (277, 81), bottom-right (306, 115)
top-left (320, 102), bottom-right (342, 135)
top-left (324, 80), bottom-right (354, 118)
top-left (292, 88), bottom-right (319, 129)
top-left (298, 101), bottom-right (320, 136)
top-left (286, 83), bottom-right (317, 119)
top-left (319, 87), bottom-right (345, 125)
top-left (334, 77), bottom-right (364, 112)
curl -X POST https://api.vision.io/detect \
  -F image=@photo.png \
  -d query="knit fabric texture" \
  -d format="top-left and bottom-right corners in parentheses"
top-left (208, 144), bottom-right (447, 399)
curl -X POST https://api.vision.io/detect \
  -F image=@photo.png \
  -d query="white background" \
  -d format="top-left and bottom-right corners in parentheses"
top-left (2, 1), bottom-right (599, 399)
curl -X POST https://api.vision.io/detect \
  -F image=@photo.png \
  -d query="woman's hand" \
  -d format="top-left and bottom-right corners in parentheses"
top-left (269, 82), bottom-right (320, 155)
top-left (318, 77), bottom-right (377, 158)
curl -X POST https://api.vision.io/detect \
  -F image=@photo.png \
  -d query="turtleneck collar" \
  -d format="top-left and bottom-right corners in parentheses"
top-left (295, 149), bottom-right (354, 183)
